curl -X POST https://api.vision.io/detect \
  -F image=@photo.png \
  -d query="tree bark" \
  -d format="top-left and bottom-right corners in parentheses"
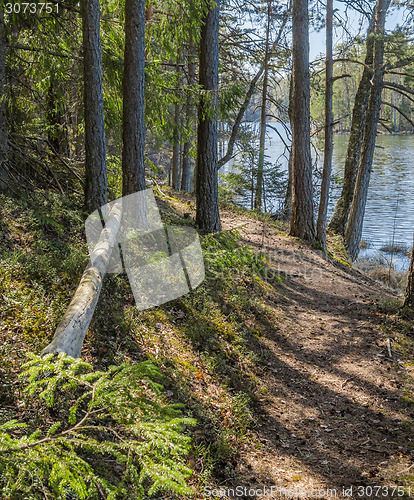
top-left (172, 57), bottom-right (181, 190)
top-left (345, 0), bottom-right (390, 261)
top-left (181, 137), bottom-right (191, 192)
top-left (41, 202), bottom-right (123, 358)
top-left (403, 237), bottom-right (414, 309)
top-left (254, 0), bottom-right (271, 212)
top-left (281, 77), bottom-right (293, 220)
top-left (181, 37), bottom-right (195, 192)
top-left (122, 0), bottom-right (146, 196)
top-left (0, 7), bottom-right (9, 190)
top-left (289, 0), bottom-right (316, 241)
top-left (196, 0), bottom-right (221, 233)
top-left (171, 108), bottom-right (180, 189)
top-left (328, 10), bottom-right (376, 235)
top-left (316, 0), bottom-right (333, 248)
top-left (81, 0), bottom-right (107, 212)
top-left (47, 76), bottom-right (70, 157)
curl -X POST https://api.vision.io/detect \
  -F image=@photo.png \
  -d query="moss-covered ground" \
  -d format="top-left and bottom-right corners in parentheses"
top-left (2, 187), bottom-right (414, 498)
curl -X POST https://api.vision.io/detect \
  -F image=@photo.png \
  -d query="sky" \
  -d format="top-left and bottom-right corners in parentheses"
top-left (309, 1), bottom-right (409, 61)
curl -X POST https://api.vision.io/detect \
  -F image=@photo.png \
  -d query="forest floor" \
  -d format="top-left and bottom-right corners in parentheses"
top-left (216, 206), bottom-right (414, 499)
top-left (1, 188), bottom-right (414, 499)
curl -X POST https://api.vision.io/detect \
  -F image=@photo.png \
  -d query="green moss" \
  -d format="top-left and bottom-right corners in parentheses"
top-left (174, 357), bottom-right (198, 372)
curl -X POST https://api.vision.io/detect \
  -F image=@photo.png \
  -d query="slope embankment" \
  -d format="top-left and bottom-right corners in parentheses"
top-left (1, 190), bottom-right (414, 499)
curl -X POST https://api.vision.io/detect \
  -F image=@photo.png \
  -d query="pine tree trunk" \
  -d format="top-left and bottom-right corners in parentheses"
top-left (0, 7), bottom-right (9, 190)
top-left (316, 0), bottom-right (333, 248)
top-left (172, 110), bottom-right (180, 190)
top-left (289, 0), bottom-right (316, 241)
top-left (196, 0), bottom-right (221, 233)
top-left (254, 0), bottom-right (271, 212)
top-left (122, 0), bottom-right (146, 196)
top-left (403, 238), bottom-right (414, 308)
top-left (281, 77), bottom-right (293, 220)
top-left (172, 53), bottom-right (182, 190)
top-left (181, 37), bottom-right (195, 192)
top-left (345, 0), bottom-right (390, 261)
top-left (81, 0), bottom-right (107, 212)
top-left (328, 11), bottom-right (376, 235)
top-left (47, 77), bottom-right (69, 156)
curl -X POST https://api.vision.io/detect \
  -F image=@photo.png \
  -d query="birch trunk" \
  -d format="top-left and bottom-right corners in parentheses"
top-left (41, 202), bottom-right (123, 358)
top-left (122, 0), bottom-right (146, 196)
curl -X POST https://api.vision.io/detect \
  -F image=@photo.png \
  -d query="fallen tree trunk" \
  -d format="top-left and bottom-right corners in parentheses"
top-left (41, 201), bottom-right (122, 358)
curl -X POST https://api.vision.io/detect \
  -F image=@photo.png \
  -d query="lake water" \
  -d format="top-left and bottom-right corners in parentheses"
top-left (221, 125), bottom-right (414, 271)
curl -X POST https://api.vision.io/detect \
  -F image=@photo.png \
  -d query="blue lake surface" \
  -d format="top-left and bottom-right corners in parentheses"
top-left (221, 125), bottom-right (414, 271)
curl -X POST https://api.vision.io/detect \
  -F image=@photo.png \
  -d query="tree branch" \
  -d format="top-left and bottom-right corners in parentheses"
top-left (0, 398), bottom-right (98, 454)
top-left (383, 84), bottom-right (414, 105)
top-left (332, 74), bottom-right (352, 82)
top-left (385, 57), bottom-right (414, 71)
top-left (217, 6), bottom-right (290, 170)
top-left (382, 100), bottom-right (414, 129)
top-left (334, 58), bottom-right (372, 71)
top-left (385, 69), bottom-right (414, 79)
top-left (378, 119), bottom-right (393, 134)
top-left (383, 81), bottom-right (414, 96)
top-left (265, 121), bottom-right (291, 151)
top-left (9, 44), bottom-right (80, 60)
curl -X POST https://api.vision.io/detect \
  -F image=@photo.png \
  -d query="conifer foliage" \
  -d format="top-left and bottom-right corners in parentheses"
top-left (0, 353), bottom-right (195, 499)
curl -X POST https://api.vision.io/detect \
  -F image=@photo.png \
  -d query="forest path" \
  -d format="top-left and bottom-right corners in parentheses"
top-left (220, 210), bottom-right (414, 499)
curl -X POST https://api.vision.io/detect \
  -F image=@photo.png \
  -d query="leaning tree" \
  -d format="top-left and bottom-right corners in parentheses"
top-left (328, 5), bottom-right (376, 236)
top-left (345, 0), bottom-right (390, 260)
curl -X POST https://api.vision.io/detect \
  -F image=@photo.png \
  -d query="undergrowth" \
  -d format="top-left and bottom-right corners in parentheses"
top-left (1, 189), bottom-right (283, 496)
top-left (4, 188), bottom-right (414, 496)
top-left (0, 353), bottom-right (195, 499)
top-left (0, 192), bottom-right (87, 345)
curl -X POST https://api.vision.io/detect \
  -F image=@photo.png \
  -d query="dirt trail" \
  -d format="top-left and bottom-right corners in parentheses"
top-left (220, 212), bottom-right (414, 500)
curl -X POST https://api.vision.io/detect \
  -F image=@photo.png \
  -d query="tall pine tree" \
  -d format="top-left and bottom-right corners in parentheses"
top-left (196, 0), bottom-right (221, 233)
top-left (122, 0), bottom-right (146, 196)
top-left (81, 0), bottom-right (107, 212)
top-left (289, 0), bottom-right (316, 241)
